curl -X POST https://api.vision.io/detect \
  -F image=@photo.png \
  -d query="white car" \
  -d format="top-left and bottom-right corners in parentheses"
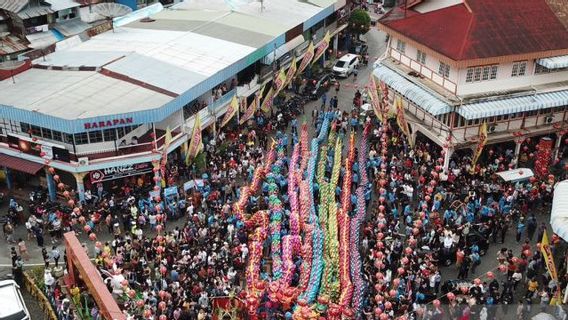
top-left (332, 53), bottom-right (360, 77)
top-left (0, 280), bottom-right (31, 320)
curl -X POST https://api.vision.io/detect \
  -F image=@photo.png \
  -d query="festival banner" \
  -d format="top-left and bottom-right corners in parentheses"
top-left (284, 56), bottom-right (298, 88)
top-left (312, 31), bottom-right (331, 66)
top-left (470, 121), bottom-right (488, 171)
top-left (395, 95), bottom-right (412, 147)
top-left (240, 92), bottom-right (259, 125)
top-left (160, 127), bottom-right (172, 181)
top-left (379, 80), bottom-right (390, 115)
top-left (220, 95), bottom-right (239, 128)
top-left (274, 68), bottom-right (287, 94)
top-left (260, 86), bottom-right (275, 113)
top-left (186, 114), bottom-right (203, 164)
top-left (541, 231), bottom-right (558, 280)
top-left (367, 75), bottom-right (383, 123)
top-left (297, 41), bottom-right (314, 74)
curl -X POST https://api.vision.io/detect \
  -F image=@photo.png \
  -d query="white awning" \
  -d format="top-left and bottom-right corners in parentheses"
top-left (52, 19), bottom-right (89, 37)
top-left (457, 89), bottom-right (568, 120)
top-left (26, 31), bottom-right (59, 49)
top-left (261, 35), bottom-right (306, 65)
top-left (537, 55), bottom-right (568, 69)
top-left (373, 63), bottom-right (452, 116)
top-left (45, 0), bottom-right (80, 11)
top-left (496, 168), bottom-right (534, 182)
top-left (551, 180), bottom-right (568, 241)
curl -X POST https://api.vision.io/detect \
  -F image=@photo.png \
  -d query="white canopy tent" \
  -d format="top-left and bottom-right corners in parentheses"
top-left (496, 168), bottom-right (534, 182)
top-left (551, 180), bottom-right (568, 242)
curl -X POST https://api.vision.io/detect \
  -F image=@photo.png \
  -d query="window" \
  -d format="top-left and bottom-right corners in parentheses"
top-left (416, 50), bottom-right (426, 64)
top-left (438, 61), bottom-right (450, 78)
top-left (20, 122), bottom-right (30, 134)
top-left (474, 67), bottom-right (482, 81)
top-left (490, 65), bottom-right (498, 79)
top-left (74, 132), bottom-right (89, 145)
top-left (396, 39), bottom-right (406, 53)
top-left (465, 64), bottom-right (498, 83)
top-left (466, 68), bottom-right (473, 82)
top-left (52, 131), bottom-right (62, 142)
top-left (30, 125), bottom-right (41, 136)
top-left (42, 128), bottom-right (53, 140)
top-left (482, 66), bottom-right (490, 80)
top-left (63, 133), bottom-right (74, 144)
top-left (511, 61), bottom-right (527, 77)
top-left (103, 128), bottom-right (117, 142)
top-left (88, 130), bottom-right (103, 143)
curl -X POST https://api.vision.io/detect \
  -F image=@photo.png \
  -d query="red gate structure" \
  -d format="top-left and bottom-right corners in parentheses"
top-left (64, 231), bottom-right (126, 320)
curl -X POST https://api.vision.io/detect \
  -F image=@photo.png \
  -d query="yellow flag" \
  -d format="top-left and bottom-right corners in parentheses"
top-left (240, 93), bottom-right (258, 125)
top-left (312, 31), bottom-right (331, 65)
top-left (220, 95), bottom-right (239, 127)
top-left (260, 86), bottom-right (275, 113)
top-left (470, 121), bottom-right (488, 171)
top-left (186, 114), bottom-right (202, 164)
top-left (367, 75), bottom-right (383, 123)
top-left (395, 95), bottom-right (412, 147)
top-left (541, 231), bottom-right (558, 281)
top-left (274, 68), bottom-right (287, 94)
top-left (298, 42), bottom-right (314, 74)
top-left (284, 56), bottom-right (298, 88)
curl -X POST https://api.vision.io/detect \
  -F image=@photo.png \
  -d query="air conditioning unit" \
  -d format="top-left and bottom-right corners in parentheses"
top-left (489, 125), bottom-right (497, 133)
top-left (78, 157), bottom-right (89, 166)
top-left (545, 115), bottom-right (554, 123)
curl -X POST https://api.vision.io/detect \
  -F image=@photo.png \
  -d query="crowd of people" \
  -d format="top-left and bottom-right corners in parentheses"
top-left (2, 79), bottom-right (567, 320)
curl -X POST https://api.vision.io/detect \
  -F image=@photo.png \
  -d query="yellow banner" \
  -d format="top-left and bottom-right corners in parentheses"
top-left (541, 231), bottom-right (558, 280)
top-left (395, 95), bottom-right (412, 147)
top-left (260, 86), bottom-right (275, 113)
top-left (312, 31), bottom-right (331, 66)
top-left (220, 95), bottom-right (239, 127)
top-left (274, 68), bottom-right (287, 95)
top-left (186, 114), bottom-right (202, 164)
top-left (367, 75), bottom-right (383, 123)
top-left (470, 121), bottom-right (488, 171)
top-left (240, 93), bottom-right (258, 125)
top-left (298, 42), bottom-right (314, 74)
top-left (284, 56), bottom-right (297, 88)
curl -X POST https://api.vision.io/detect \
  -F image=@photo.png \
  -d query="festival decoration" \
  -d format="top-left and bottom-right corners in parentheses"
top-left (470, 121), bottom-right (488, 172)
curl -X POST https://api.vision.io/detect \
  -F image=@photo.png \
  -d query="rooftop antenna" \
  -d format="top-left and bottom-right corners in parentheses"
top-left (93, 3), bottom-right (132, 32)
top-left (0, 60), bottom-right (27, 84)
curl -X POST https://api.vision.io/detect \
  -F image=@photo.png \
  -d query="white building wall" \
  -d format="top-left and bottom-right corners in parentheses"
top-left (456, 61), bottom-right (568, 96)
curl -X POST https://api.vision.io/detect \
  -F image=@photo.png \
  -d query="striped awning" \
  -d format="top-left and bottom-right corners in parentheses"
top-left (551, 180), bottom-right (568, 241)
top-left (457, 89), bottom-right (568, 120)
top-left (261, 35), bottom-right (306, 65)
top-left (373, 64), bottom-right (452, 116)
top-left (537, 55), bottom-right (568, 69)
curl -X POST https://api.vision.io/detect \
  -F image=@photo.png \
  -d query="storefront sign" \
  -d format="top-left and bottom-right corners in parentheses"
top-left (90, 162), bottom-right (152, 183)
top-left (83, 117), bottom-right (133, 130)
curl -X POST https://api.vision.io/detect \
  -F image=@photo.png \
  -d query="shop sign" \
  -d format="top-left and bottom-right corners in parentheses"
top-left (90, 162), bottom-right (152, 183)
top-left (83, 117), bottom-right (133, 130)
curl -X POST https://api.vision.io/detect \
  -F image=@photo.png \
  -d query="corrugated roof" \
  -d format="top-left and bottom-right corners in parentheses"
top-left (17, 5), bottom-right (54, 19)
top-left (0, 35), bottom-right (28, 55)
top-left (45, 0), bottom-right (79, 11)
top-left (373, 63), bottom-right (452, 116)
top-left (0, 0), bottom-right (28, 13)
top-left (380, 0), bottom-right (568, 61)
top-left (457, 89), bottom-right (568, 120)
top-left (537, 55), bottom-right (568, 69)
top-left (52, 18), bottom-right (90, 37)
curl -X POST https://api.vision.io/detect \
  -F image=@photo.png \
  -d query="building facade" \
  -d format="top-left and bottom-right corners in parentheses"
top-left (375, 0), bottom-right (568, 170)
top-left (0, 0), bottom-right (348, 201)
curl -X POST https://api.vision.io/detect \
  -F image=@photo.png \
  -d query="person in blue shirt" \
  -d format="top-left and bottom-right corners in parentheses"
top-left (516, 219), bottom-right (525, 243)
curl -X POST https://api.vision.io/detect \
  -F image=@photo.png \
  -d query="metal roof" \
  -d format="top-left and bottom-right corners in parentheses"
top-left (457, 89), bottom-right (568, 120)
top-left (373, 63), bottom-right (452, 116)
top-left (17, 5), bottom-right (54, 19)
top-left (52, 18), bottom-right (90, 37)
top-left (551, 180), bottom-right (568, 241)
top-left (45, 0), bottom-right (80, 11)
top-left (0, 0), bottom-right (28, 13)
top-left (537, 54), bottom-right (568, 69)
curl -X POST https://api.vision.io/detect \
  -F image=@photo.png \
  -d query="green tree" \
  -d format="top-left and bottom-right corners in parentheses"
top-left (349, 9), bottom-right (371, 35)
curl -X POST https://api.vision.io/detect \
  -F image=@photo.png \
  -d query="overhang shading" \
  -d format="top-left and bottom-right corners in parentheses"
top-left (0, 153), bottom-right (44, 175)
top-left (537, 55), bottom-right (568, 69)
top-left (373, 64), bottom-right (452, 116)
top-left (457, 89), bottom-right (568, 120)
top-left (551, 180), bottom-right (568, 241)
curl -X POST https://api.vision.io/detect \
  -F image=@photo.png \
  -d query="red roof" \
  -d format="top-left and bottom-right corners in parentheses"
top-left (380, 0), bottom-right (568, 61)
